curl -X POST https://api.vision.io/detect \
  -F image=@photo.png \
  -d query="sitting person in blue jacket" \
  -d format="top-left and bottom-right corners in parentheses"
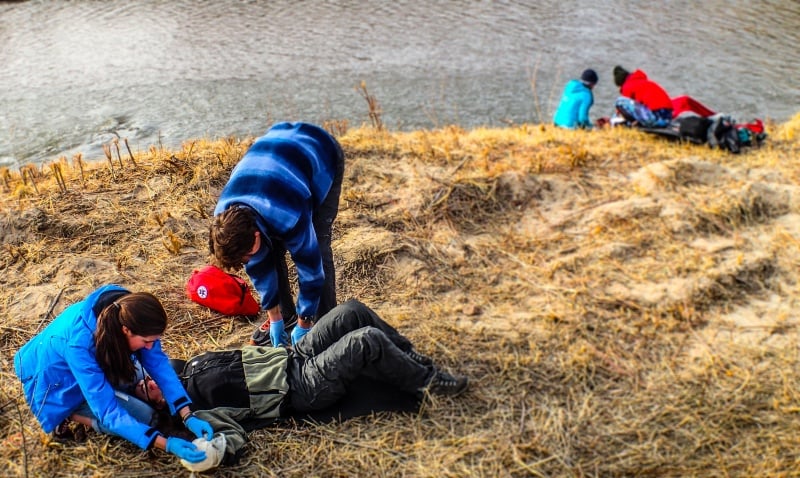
top-left (13, 285), bottom-right (214, 464)
top-left (209, 121), bottom-right (345, 349)
top-left (553, 69), bottom-right (598, 129)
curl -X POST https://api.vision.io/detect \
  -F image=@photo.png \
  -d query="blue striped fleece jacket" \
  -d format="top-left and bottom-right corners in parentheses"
top-left (213, 122), bottom-right (339, 318)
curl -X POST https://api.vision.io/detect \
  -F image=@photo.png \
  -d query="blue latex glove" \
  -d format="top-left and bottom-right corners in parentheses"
top-left (291, 322), bottom-right (311, 345)
top-left (269, 318), bottom-right (287, 347)
top-left (184, 414), bottom-right (213, 440)
top-left (166, 437), bottom-right (207, 463)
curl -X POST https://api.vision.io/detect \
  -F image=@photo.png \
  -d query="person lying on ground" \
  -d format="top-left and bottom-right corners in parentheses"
top-left (133, 299), bottom-right (469, 470)
top-left (14, 285), bottom-right (214, 464)
top-left (209, 121), bottom-right (345, 348)
top-left (613, 65), bottom-right (673, 128)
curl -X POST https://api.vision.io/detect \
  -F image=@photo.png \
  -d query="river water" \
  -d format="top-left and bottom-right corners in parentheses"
top-left (1, 0), bottom-right (798, 168)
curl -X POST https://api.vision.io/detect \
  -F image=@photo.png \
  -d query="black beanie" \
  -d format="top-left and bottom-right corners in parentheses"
top-left (613, 66), bottom-right (630, 87)
top-left (580, 69), bottom-right (598, 85)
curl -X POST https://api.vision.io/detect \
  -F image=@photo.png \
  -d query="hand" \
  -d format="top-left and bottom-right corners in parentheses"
top-left (291, 320), bottom-right (312, 345)
top-left (166, 437), bottom-right (207, 464)
top-left (269, 318), bottom-right (287, 347)
top-left (184, 414), bottom-right (213, 440)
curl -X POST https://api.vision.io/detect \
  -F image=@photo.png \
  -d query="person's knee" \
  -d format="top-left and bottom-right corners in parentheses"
top-left (335, 299), bottom-right (366, 315)
top-left (353, 326), bottom-right (385, 345)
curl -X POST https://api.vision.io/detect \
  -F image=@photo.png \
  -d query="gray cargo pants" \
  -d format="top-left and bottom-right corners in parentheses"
top-left (286, 299), bottom-right (433, 412)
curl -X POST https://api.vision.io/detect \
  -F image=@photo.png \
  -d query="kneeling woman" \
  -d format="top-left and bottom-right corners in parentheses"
top-left (14, 284), bottom-right (213, 464)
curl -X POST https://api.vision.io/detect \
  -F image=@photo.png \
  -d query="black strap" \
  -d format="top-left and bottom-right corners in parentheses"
top-left (93, 290), bottom-right (130, 317)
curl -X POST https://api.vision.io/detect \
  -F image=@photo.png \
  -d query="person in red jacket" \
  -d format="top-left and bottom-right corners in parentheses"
top-left (613, 66), bottom-right (673, 128)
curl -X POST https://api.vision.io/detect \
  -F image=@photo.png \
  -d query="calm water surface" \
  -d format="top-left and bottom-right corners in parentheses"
top-left (1, 0), bottom-right (798, 167)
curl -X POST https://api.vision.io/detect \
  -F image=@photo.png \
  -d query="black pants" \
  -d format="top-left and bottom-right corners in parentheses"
top-left (275, 138), bottom-right (344, 320)
top-left (286, 300), bottom-right (433, 412)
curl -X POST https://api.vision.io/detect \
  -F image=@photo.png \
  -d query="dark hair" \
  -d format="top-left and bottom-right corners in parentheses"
top-left (95, 292), bottom-right (168, 386)
top-left (209, 206), bottom-right (259, 270)
top-left (613, 65), bottom-right (630, 87)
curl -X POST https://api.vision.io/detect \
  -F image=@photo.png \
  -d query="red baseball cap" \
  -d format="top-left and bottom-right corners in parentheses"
top-left (186, 265), bottom-right (260, 316)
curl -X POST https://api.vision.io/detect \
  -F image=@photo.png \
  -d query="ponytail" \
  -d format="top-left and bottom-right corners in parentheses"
top-left (95, 292), bottom-right (168, 386)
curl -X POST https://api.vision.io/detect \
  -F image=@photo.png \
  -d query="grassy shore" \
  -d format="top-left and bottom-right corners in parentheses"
top-left (1, 117), bottom-right (800, 477)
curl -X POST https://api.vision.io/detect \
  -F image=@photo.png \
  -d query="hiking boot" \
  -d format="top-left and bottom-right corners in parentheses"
top-left (52, 419), bottom-right (89, 443)
top-left (249, 322), bottom-right (271, 346)
top-left (53, 420), bottom-right (73, 441)
top-left (405, 348), bottom-right (434, 366)
top-left (425, 370), bottom-right (468, 397)
top-left (250, 321), bottom-right (290, 347)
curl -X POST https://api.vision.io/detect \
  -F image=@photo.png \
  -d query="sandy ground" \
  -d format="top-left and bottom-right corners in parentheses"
top-left (2, 121), bottom-right (800, 476)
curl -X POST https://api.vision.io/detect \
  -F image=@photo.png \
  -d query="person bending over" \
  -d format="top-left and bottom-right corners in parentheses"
top-left (14, 285), bottom-right (214, 465)
top-left (134, 299), bottom-right (469, 470)
top-left (209, 121), bottom-right (345, 348)
top-left (613, 65), bottom-right (673, 128)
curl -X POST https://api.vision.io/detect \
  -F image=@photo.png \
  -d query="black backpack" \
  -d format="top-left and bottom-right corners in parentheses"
top-left (180, 350), bottom-right (250, 410)
top-left (707, 115), bottom-right (741, 154)
top-left (677, 116), bottom-right (712, 144)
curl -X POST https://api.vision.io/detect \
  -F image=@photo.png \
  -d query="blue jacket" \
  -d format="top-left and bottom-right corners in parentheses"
top-left (553, 79), bottom-right (594, 129)
top-left (214, 122), bottom-right (340, 318)
top-left (14, 285), bottom-right (192, 450)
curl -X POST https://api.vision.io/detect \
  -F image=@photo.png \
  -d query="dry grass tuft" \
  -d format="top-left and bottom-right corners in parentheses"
top-left (1, 120), bottom-right (800, 477)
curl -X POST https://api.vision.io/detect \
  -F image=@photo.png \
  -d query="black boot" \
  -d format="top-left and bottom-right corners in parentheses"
top-left (424, 370), bottom-right (468, 397)
top-left (405, 348), bottom-right (434, 366)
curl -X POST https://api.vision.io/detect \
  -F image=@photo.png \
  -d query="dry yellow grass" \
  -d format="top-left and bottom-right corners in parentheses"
top-left (1, 116), bottom-right (800, 477)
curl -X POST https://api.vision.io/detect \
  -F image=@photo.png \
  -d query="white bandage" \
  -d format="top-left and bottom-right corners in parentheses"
top-left (179, 433), bottom-right (227, 472)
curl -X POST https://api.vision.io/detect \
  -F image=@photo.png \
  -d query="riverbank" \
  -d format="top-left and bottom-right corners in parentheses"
top-left (2, 117), bottom-right (800, 476)
top-left (5, 1), bottom-right (800, 170)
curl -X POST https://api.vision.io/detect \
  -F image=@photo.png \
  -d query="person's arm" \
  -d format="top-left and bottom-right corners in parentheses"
top-left (139, 341), bottom-right (192, 414)
top-left (153, 431), bottom-right (207, 464)
top-left (621, 82), bottom-right (637, 102)
top-left (140, 381), bottom-right (257, 469)
top-left (66, 345), bottom-right (161, 450)
top-left (284, 212), bottom-right (325, 319)
top-left (140, 344), bottom-right (213, 439)
top-left (578, 93), bottom-right (593, 129)
top-left (245, 242), bottom-right (289, 345)
top-left (153, 434), bottom-right (169, 451)
top-left (194, 409), bottom-right (250, 466)
top-left (245, 250), bottom-right (281, 313)
top-left (266, 305), bottom-right (283, 322)
top-left (131, 378), bottom-right (191, 422)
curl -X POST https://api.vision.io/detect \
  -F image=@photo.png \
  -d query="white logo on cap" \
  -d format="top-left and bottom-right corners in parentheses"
top-left (197, 285), bottom-right (209, 299)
